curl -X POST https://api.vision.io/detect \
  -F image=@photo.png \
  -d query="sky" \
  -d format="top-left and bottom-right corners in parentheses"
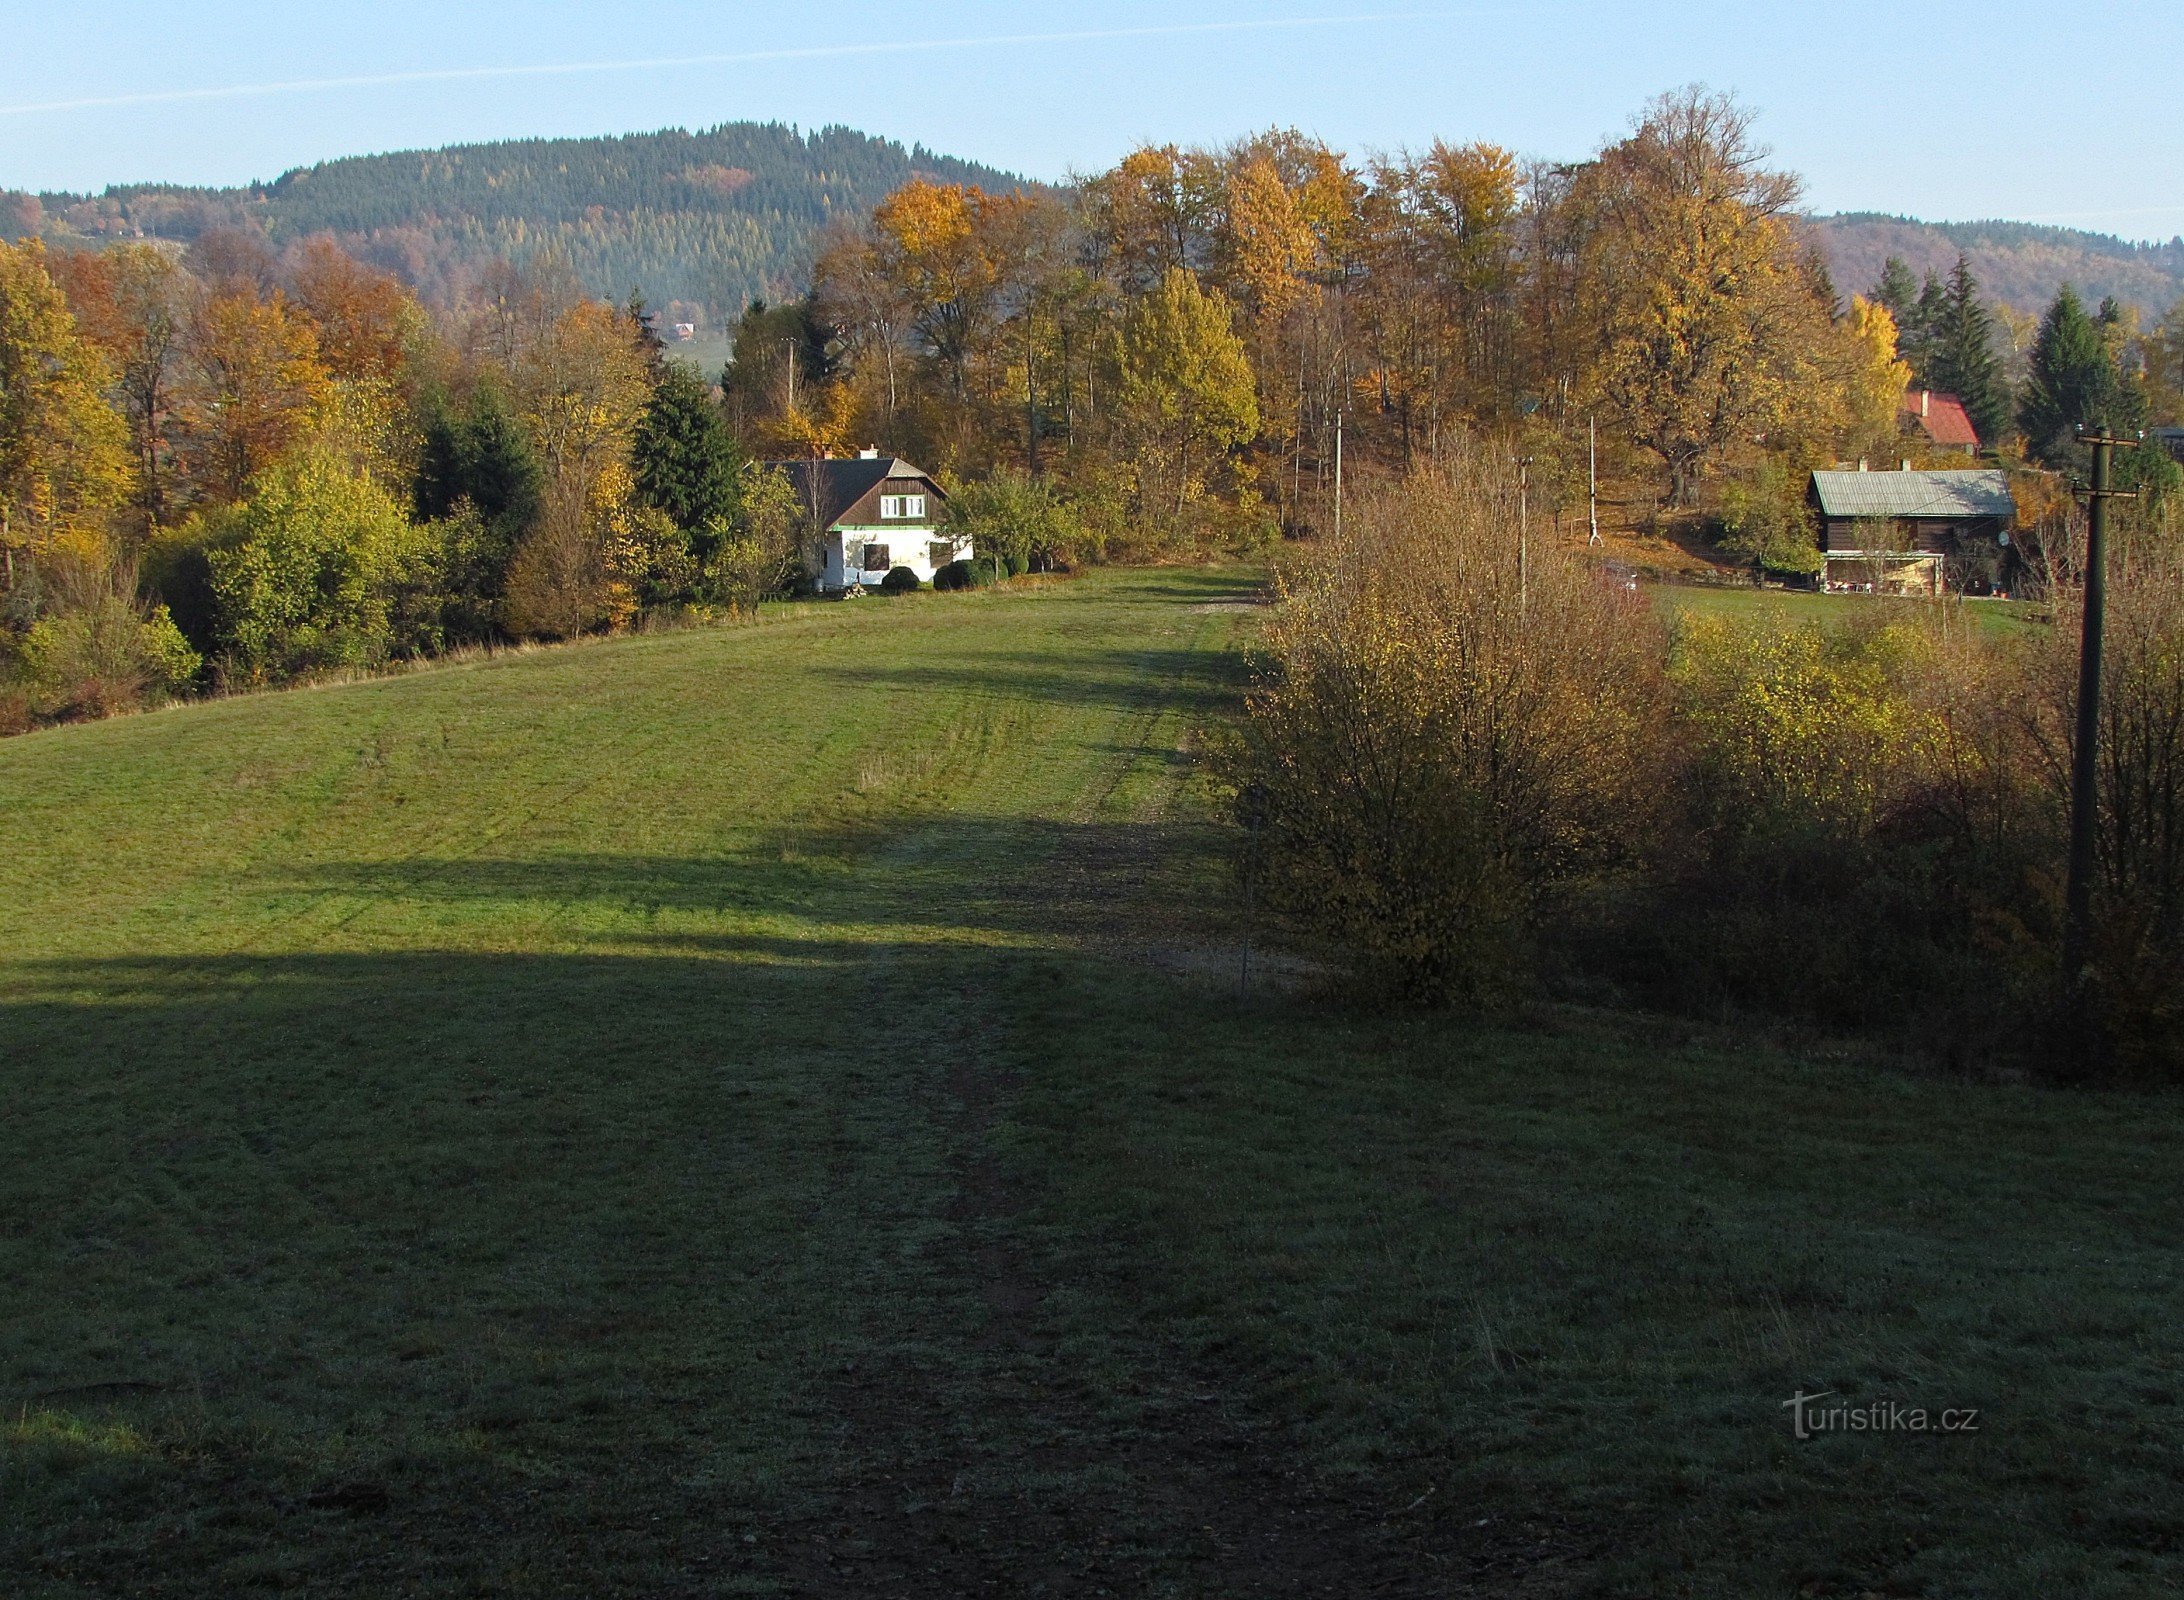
top-left (3, 1), bottom-right (2180, 240)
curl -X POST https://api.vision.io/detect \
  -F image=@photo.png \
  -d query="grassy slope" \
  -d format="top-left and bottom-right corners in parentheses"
top-left (1, 570), bottom-right (2177, 1597)
top-left (1648, 584), bottom-right (2046, 648)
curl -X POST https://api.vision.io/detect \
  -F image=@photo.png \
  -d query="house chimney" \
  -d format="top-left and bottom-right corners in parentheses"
top-left (1901, 459), bottom-right (1912, 472)
top-left (858, 447), bottom-right (880, 459)
top-left (1920, 390), bottom-right (1931, 418)
top-left (1857, 458), bottom-right (1869, 472)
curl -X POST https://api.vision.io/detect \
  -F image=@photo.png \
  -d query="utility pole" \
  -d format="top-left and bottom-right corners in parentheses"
top-left (782, 338), bottom-right (798, 416)
top-left (2062, 429), bottom-right (2139, 986)
top-left (1516, 454), bottom-right (1532, 614)
top-left (1588, 415), bottom-right (1600, 546)
top-left (1333, 407), bottom-right (1345, 542)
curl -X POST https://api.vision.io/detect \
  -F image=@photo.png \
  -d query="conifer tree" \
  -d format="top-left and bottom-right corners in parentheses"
top-left (2019, 285), bottom-right (2126, 464)
top-left (1871, 257), bottom-right (1919, 328)
top-left (632, 362), bottom-right (745, 552)
top-left (1925, 256), bottom-right (2008, 446)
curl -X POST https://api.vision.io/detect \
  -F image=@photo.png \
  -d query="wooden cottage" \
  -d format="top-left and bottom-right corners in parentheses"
top-left (1808, 468), bottom-right (2015, 595)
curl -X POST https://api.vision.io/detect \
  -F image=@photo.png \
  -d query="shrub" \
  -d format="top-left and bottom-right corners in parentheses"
top-left (933, 559), bottom-right (972, 592)
top-left (944, 467), bottom-right (1087, 573)
top-left (964, 557), bottom-right (1003, 588)
top-left (1226, 443), bottom-right (1666, 1006)
top-left (199, 449), bottom-right (425, 681)
top-left (17, 593), bottom-right (200, 718)
top-left (879, 565), bottom-right (921, 594)
top-left (1716, 460), bottom-right (1822, 577)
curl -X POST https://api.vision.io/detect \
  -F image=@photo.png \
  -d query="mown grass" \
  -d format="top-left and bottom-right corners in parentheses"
top-left (1650, 581), bottom-right (2042, 638)
top-left (2, 567), bottom-right (2176, 1597)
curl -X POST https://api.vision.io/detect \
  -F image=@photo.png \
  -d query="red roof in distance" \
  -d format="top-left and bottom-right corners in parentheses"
top-left (1900, 389), bottom-right (1980, 449)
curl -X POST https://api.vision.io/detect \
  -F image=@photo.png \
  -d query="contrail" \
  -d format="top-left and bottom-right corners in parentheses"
top-left (0, 12), bottom-right (1462, 118)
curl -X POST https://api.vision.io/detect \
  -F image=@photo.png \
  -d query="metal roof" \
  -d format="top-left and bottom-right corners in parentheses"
top-left (1809, 469), bottom-right (2014, 520)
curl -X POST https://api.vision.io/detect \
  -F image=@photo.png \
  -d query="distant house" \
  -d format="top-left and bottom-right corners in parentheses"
top-left (766, 453), bottom-right (967, 592)
top-left (2153, 426), bottom-right (2184, 465)
top-left (1808, 467), bottom-right (2016, 595)
top-left (1900, 389), bottom-right (1980, 454)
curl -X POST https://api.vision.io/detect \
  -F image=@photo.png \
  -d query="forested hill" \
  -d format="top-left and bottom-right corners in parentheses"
top-left (16, 124), bottom-right (2179, 331)
top-left (13, 123), bottom-right (1023, 329)
top-left (1812, 212), bottom-right (2184, 320)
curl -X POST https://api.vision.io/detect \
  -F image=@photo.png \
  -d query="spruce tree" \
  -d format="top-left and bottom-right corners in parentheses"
top-left (1899, 271), bottom-right (1948, 386)
top-left (1872, 257), bottom-right (1920, 328)
top-left (412, 388), bottom-right (468, 523)
top-left (633, 362), bottom-right (746, 551)
top-left (462, 386), bottom-right (543, 539)
top-left (2019, 285), bottom-right (2125, 465)
top-left (1926, 256), bottom-right (2008, 446)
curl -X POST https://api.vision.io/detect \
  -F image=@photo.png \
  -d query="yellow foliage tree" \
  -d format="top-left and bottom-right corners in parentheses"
top-left (1840, 294), bottom-right (1913, 461)
top-left (0, 239), bottom-right (131, 579)
top-left (181, 290), bottom-right (334, 503)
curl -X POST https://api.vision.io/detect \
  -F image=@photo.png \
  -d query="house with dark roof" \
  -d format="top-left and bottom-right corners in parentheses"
top-left (1899, 389), bottom-right (1980, 454)
top-left (765, 453), bottom-right (966, 592)
top-left (1808, 467), bottom-right (2016, 595)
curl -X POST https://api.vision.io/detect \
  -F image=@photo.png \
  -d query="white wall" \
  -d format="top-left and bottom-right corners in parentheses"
top-left (826, 525), bottom-right (973, 590)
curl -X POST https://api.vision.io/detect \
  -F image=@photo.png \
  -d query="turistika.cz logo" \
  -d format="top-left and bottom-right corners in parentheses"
top-left (1782, 1390), bottom-right (1982, 1440)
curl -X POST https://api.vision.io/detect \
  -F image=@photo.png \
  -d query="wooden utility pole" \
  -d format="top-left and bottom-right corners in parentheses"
top-left (1588, 415), bottom-right (1600, 546)
top-left (1516, 454), bottom-right (1532, 614)
top-left (2062, 430), bottom-right (2138, 984)
top-left (1333, 408), bottom-right (1344, 542)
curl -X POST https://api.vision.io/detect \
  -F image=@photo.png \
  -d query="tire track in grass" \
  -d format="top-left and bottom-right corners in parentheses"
top-left (767, 579), bottom-right (1569, 1595)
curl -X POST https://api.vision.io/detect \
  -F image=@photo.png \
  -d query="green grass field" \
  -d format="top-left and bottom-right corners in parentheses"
top-left (1649, 581), bottom-right (2043, 638)
top-left (3, 569), bottom-right (2177, 1598)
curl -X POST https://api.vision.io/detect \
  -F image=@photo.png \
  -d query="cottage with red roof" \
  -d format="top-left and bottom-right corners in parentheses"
top-left (1899, 389), bottom-right (1980, 454)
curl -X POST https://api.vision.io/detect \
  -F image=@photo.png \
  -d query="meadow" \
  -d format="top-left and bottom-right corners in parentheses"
top-left (2, 569), bottom-right (2177, 1597)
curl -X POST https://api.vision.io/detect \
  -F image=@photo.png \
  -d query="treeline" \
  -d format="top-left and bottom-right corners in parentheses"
top-left (0, 230), bottom-right (800, 728)
top-left (1230, 452), bottom-right (2184, 1083)
top-left (11, 123), bottom-right (1023, 325)
top-left (709, 90), bottom-right (2178, 574)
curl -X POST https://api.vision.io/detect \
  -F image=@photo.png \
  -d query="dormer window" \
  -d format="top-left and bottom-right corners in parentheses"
top-left (880, 493), bottom-right (926, 520)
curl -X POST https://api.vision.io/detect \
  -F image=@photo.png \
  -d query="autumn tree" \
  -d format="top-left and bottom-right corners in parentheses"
top-left (1838, 294), bottom-right (1913, 460)
top-left (1586, 89), bottom-right (1830, 504)
top-left (503, 298), bottom-right (651, 636)
top-left (54, 243), bottom-right (192, 535)
top-left (180, 289), bottom-right (334, 502)
top-left (198, 446), bottom-right (431, 680)
top-left (0, 239), bottom-right (131, 582)
top-left (285, 237), bottom-right (417, 384)
top-left (1111, 268), bottom-right (1259, 521)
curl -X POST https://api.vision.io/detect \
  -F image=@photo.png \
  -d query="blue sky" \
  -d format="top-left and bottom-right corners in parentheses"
top-left (3, 1), bottom-right (2179, 239)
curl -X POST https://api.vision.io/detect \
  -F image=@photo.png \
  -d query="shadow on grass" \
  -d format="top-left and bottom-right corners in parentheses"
top-left (813, 644), bottom-right (1248, 718)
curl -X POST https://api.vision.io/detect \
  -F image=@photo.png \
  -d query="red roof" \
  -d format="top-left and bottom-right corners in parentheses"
top-left (1900, 390), bottom-right (1979, 448)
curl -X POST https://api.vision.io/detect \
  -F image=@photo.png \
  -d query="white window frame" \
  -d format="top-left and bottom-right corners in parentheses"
top-left (880, 494), bottom-right (927, 520)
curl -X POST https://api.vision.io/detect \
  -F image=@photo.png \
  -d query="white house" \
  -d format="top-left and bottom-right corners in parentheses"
top-left (765, 452), bottom-right (967, 592)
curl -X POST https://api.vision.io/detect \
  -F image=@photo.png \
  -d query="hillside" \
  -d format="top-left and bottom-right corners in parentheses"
top-left (10, 122), bottom-right (1024, 332)
top-left (14, 122), bottom-right (2182, 336)
top-left (1813, 211), bottom-right (2184, 320)
top-left (3, 572), bottom-right (2178, 1597)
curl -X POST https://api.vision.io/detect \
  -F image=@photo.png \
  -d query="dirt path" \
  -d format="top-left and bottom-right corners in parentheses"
top-left (764, 621), bottom-right (1594, 1596)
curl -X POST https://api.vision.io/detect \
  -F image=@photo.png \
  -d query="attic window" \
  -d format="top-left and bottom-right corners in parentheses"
top-left (880, 494), bottom-right (926, 520)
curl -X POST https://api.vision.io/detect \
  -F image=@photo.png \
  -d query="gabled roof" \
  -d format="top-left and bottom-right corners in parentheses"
top-left (1810, 469), bottom-right (2014, 521)
top-left (761, 456), bottom-right (943, 528)
top-left (1900, 390), bottom-right (1980, 449)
